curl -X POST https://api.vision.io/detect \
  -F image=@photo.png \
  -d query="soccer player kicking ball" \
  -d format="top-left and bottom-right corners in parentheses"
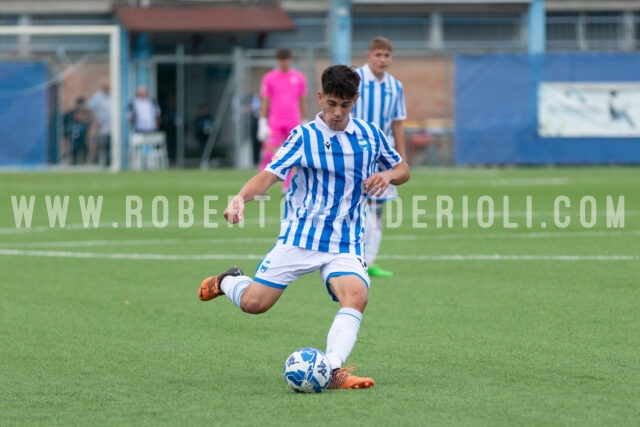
top-left (198, 65), bottom-right (410, 389)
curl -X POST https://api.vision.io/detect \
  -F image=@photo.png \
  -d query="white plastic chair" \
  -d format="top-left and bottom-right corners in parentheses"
top-left (129, 132), bottom-right (168, 170)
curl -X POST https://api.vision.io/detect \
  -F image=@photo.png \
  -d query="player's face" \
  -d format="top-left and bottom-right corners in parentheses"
top-left (367, 49), bottom-right (392, 78)
top-left (317, 92), bottom-right (357, 131)
top-left (277, 58), bottom-right (292, 72)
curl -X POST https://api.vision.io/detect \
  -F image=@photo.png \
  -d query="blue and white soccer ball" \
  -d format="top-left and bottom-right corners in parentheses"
top-left (283, 347), bottom-right (332, 393)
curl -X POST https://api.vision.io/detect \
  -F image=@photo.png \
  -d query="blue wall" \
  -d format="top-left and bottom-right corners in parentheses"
top-left (455, 53), bottom-right (640, 165)
top-left (0, 62), bottom-right (48, 166)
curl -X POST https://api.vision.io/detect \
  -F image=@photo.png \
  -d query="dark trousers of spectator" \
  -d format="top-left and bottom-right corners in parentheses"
top-left (71, 141), bottom-right (87, 165)
top-left (97, 135), bottom-right (111, 166)
top-left (250, 115), bottom-right (260, 166)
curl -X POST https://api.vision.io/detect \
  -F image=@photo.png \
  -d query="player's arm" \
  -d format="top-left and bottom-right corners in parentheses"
top-left (364, 125), bottom-right (410, 197)
top-left (224, 171), bottom-right (280, 224)
top-left (364, 162), bottom-right (410, 198)
top-left (391, 120), bottom-right (407, 162)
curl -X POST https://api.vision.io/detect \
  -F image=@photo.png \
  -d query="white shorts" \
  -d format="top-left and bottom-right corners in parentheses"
top-left (253, 243), bottom-right (370, 302)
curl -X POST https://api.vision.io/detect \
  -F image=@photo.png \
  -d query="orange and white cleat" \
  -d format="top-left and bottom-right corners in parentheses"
top-left (327, 364), bottom-right (375, 390)
top-left (198, 266), bottom-right (243, 301)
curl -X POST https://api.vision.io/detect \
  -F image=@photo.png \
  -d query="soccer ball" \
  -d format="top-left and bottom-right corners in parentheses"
top-left (283, 347), bottom-right (332, 393)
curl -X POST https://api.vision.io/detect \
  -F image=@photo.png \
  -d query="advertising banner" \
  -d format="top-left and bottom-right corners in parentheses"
top-left (538, 82), bottom-right (640, 138)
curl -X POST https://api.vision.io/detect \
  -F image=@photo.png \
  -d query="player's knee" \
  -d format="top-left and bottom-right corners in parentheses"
top-left (240, 293), bottom-right (272, 314)
top-left (356, 294), bottom-right (368, 312)
top-left (341, 291), bottom-right (368, 313)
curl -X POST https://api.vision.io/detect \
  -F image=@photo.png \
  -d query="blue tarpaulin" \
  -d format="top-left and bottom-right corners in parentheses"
top-left (0, 62), bottom-right (48, 166)
top-left (455, 53), bottom-right (640, 165)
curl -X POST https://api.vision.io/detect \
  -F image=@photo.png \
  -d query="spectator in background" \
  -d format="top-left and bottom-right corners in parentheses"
top-left (128, 85), bottom-right (160, 132)
top-left (63, 97), bottom-right (91, 165)
top-left (250, 93), bottom-right (261, 166)
top-left (257, 48), bottom-right (307, 192)
top-left (352, 37), bottom-right (408, 278)
top-left (194, 103), bottom-right (214, 153)
top-left (86, 82), bottom-right (111, 166)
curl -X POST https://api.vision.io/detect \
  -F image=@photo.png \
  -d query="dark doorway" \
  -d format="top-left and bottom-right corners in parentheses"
top-left (156, 62), bottom-right (233, 168)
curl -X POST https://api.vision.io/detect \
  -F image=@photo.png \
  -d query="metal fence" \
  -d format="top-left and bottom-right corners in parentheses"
top-left (546, 12), bottom-right (638, 52)
top-left (268, 12), bottom-right (640, 53)
top-left (1, 11), bottom-right (638, 54)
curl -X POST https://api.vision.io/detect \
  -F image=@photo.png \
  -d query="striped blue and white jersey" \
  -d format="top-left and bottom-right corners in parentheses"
top-left (265, 113), bottom-right (403, 255)
top-left (352, 64), bottom-right (407, 144)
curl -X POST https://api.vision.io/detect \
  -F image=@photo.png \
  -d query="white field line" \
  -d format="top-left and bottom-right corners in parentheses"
top-left (0, 249), bottom-right (262, 260)
top-left (0, 248), bottom-right (637, 262)
top-left (412, 177), bottom-right (572, 187)
top-left (384, 229), bottom-right (640, 240)
top-left (381, 254), bottom-right (640, 261)
top-left (0, 220), bottom-right (277, 234)
top-left (0, 237), bottom-right (276, 248)
top-left (1, 229), bottom-right (639, 249)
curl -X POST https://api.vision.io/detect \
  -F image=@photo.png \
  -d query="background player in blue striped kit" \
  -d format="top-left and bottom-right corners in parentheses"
top-left (353, 37), bottom-right (408, 278)
top-left (198, 65), bottom-right (410, 389)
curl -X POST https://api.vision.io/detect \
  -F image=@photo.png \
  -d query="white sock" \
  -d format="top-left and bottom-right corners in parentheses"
top-left (364, 207), bottom-right (384, 266)
top-left (220, 275), bottom-right (252, 308)
top-left (325, 307), bottom-right (362, 370)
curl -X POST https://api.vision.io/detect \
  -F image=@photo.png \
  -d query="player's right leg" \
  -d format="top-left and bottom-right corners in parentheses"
top-left (198, 266), bottom-right (285, 314)
top-left (198, 266), bottom-right (244, 301)
top-left (199, 244), bottom-right (314, 314)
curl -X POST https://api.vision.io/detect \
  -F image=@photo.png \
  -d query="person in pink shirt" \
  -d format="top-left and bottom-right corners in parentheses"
top-left (257, 48), bottom-right (307, 191)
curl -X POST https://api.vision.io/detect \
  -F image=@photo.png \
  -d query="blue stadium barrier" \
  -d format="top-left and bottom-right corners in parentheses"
top-left (0, 62), bottom-right (48, 167)
top-left (455, 53), bottom-right (640, 165)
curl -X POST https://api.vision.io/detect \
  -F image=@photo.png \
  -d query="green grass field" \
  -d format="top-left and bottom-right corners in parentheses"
top-left (1, 167), bottom-right (638, 426)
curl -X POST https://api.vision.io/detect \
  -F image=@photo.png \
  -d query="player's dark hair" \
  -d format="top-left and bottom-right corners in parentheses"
top-left (321, 65), bottom-right (360, 100)
top-left (276, 48), bottom-right (292, 60)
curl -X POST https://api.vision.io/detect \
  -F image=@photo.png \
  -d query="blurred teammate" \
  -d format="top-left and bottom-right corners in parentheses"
top-left (257, 48), bottom-right (307, 192)
top-left (352, 37), bottom-right (407, 278)
top-left (198, 65), bottom-right (410, 389)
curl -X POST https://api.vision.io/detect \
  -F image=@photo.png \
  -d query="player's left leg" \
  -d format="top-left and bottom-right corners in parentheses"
top-left (321, 256), bottom-right (375, 389)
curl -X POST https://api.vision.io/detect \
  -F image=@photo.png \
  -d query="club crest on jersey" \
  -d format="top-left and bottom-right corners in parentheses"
top-left (259, 259), bottom-right (271, 273)
top-left (357, 138), bottom-right (369, 150)
top-left (273, 131), bottom-right (296, 160)
top-left (272, 146), bottom-right (287, 160)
